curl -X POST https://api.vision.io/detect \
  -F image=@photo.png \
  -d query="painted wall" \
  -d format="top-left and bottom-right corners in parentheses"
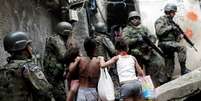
top-left (138, 0), bottom-right (201, 70)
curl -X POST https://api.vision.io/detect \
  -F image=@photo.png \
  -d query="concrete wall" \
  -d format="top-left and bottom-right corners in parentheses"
top-left (72, 8), bottom-right (89, 55)
top-left (0, 0), bottom-right (52, 66)
top-left (0, 0), bottom-right (96, 65)
top-left (138, 0), bottom-right (201, 70)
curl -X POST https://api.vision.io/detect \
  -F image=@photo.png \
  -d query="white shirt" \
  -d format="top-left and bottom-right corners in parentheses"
top-left (116, 55), bottom-right (137, 83)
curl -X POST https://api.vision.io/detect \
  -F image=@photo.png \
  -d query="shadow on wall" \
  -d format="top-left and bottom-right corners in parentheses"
top-left (184, 92), bottom-right (201, 101)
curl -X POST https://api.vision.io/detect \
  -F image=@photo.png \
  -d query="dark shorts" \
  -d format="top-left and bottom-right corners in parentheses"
top-left (120, 79), bottom-right (142, 99)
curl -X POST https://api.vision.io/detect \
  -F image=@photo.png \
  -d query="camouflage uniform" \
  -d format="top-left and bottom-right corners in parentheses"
top-left (43, 22), bottom-right (74, 101)
top-left (94, 22), bottom-right (116, 59)
top-left (155, 15), bottom-right (188, 80)
top-left (123, 24), bottom-right (166, 86)
top-left (95, 34), bottom-right (116, 59)
top-left (0, 57), bottom-right (54, 101)
top-left (94, 33), bottom-right (120, 99)
top-left (94, 22), bottom-right (119, 99)
top-left (1, 31), bottom-right (55, 101)
top-left (43, 34), bottom-right (67, 101)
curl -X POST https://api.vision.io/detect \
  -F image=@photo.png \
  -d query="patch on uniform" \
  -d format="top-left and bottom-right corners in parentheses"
top-left (22, 67), bottom-right (29, 78)
top-left (30, 65), bottom-right (40, 72)
top-left (29, 65), bottom-right (45, 80)
top-left (35, 70), bottom-right (46, 80)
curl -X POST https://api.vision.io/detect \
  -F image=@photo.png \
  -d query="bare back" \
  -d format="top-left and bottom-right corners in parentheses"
top-left (78, 57), bottom-right (100, 88)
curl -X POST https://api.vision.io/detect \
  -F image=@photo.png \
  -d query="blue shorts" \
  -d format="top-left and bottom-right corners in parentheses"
top-left (120, 80), bottom-right (142, 99)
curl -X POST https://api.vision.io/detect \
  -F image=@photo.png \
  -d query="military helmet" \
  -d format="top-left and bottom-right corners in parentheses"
top-left (3, 32), bottom-right (32, 52)
top-left (55, 21), bottom-right (73, 36)
top-left (164, 3), bottom-right (177, 12)
top-left (94, 22), bottom-right (107, 33)
top-left (128, 11), bottom-right (140, 20)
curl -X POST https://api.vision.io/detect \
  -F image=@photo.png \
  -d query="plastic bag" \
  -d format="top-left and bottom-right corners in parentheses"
top-left (98, 68), bottom-right (115, 101)
top-left (139, 75), bottom-right (155, 100)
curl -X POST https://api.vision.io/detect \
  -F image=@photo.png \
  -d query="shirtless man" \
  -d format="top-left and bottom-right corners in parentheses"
top-left (68, 37), bottom-right (100, 101)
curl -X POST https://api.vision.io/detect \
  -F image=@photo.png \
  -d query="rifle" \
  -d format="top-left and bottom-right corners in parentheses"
top-left (170, 20), bottom-right (198, 52)
top-left (142, 34), bottom-right (165, 57)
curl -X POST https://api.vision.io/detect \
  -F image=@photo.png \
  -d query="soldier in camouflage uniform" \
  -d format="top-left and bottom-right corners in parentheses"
top-left (0, 32), bottom-right (55, 101)
top-left (93, 22), bottom-right (120, 99)
top-left (43, 21), bottom-right (73, 101)
top-left (123, 11), bottom-right (166, 86)
top-left (94, 22), bottom-right (116, 59)
top-left (155, 3), bottom-right (191, 82)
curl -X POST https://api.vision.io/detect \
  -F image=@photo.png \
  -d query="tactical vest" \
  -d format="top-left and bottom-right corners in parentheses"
top-left (43, 35), bottom-right (66, 81)
top-left (0, 60), bottom-right (33, 101)
top-left (43, 35), bottom-right (66, 101)
top-left (95, 35), bottom-right (111, 60)
top-left (156, 16), bottom-right (178, 42)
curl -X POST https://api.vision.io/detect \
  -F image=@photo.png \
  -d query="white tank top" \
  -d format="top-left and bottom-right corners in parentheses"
top-left (116, 55), bottom-right (137, 83)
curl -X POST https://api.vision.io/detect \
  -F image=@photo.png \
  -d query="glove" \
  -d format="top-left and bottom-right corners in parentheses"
top-left (176, 34), bottom-right (183, 41)
top-left (137, 35), bottom-right (144, 43)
